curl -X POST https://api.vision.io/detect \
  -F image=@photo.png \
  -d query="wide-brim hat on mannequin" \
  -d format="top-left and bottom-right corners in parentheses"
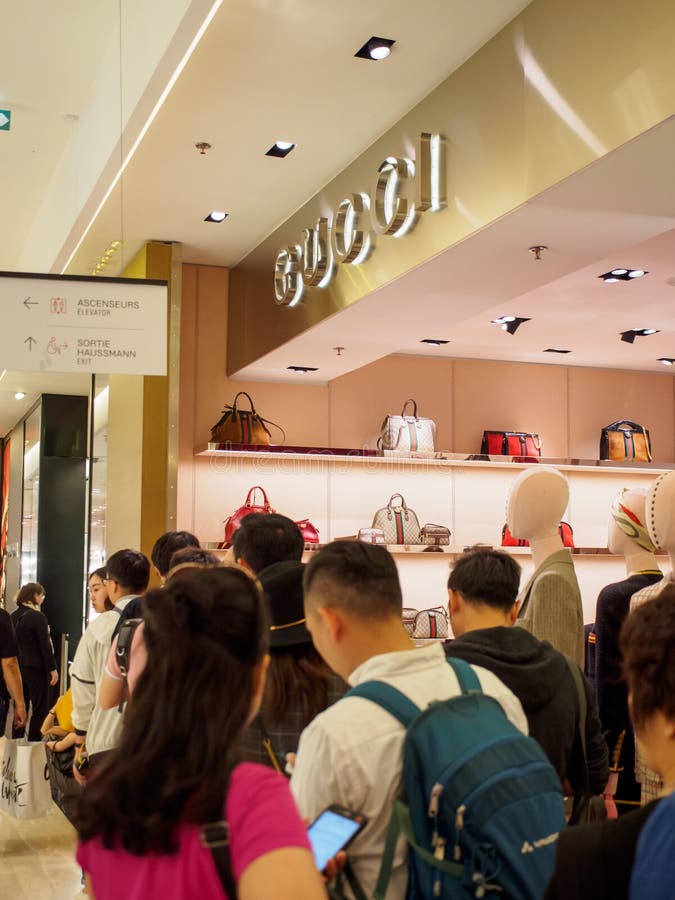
top-left (257, 560), bottom-right (311, 648)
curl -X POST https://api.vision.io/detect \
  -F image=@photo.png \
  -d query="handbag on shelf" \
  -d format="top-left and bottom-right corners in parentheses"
top-left (371, 494), bottom-right (422, 544)
top-left (412, 607), bottom-right (449, 639)
top-left (210, 392), bottom-right (285, 446)
top-left (501, 521), bottom-right (574, 548)
top-left (599, 420), bottom-right (652, 462)
top-left (221, 486), bottom-right (276, 547)
top-left (420, 524), bottom-right (451, 546)
top-left (402, 608), bottom-right (417, 637)
top-left (295, 519), bottom-right (320, 544)
top-left (481, 430), bottom-right (541, 457)
top-left (358, 527), bottom-right (386, 544)
top-left (378, 399), bottom-right (437, 452)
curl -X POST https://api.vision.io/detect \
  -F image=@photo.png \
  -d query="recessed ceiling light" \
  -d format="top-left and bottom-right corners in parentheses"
top-left (544, 348), bottom-right (571, 354)
top-left (266, 141), bottom-right (296, 158)
top-left (620, 328), bottom-right (660, 344)
top-left (658, 358), bottom-right (675, 366)
top-left (14, 391), bottom-right (26, 400)
top-left (600, 268), bottom-right (649, 282)
top-left (204, 210), bottom-right (227, 222)
top-left (420, 338), bottom-right (450, 346)
top-left (354, 36), bottom-right (395, 60)
top-left (287, 365), bottom-right (318, 373)
top-left (491, 316), bottom-right (530, 335)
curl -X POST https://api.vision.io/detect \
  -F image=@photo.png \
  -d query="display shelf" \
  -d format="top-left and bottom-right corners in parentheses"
top-left (197, 444), bottom-right (674, 476)
top-left (204, 542), bottom-right (668, 558)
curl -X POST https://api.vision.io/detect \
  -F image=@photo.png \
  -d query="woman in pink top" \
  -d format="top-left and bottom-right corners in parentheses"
top-left (76, 566), bottom-right (326, 900)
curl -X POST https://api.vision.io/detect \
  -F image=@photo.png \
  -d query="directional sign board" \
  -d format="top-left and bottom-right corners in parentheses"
top-left (0, 110), bottom-right (10, 131)
top-left (0, 273), bottom-right (167, 375)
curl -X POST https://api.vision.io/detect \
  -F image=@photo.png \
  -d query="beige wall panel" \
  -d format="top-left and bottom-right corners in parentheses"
top-left (106, 375), bottom-right (144, 553)
top-left (568, 368), bottom-right (675, 462)
top-left (177, 264), bottom-right (199, 532)
top-left (329, 356), bottom-right (455, 450)
top-left (453, 360), bottom-right (568, 456)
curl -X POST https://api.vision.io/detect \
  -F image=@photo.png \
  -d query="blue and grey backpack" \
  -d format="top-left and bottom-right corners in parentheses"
top-left (345, 657), bottom-right (566, 899)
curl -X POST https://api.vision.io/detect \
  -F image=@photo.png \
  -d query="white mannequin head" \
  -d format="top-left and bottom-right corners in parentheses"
top-left (506, 467), bottom-right (569, 541)
top-left (647, 472), bottom-right (675, 569)
top-left (608, 488), bottom-right (660, 576)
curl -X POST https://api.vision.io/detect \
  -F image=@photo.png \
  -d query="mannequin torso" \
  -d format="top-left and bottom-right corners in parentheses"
top-left (508, 468), bottom-right (584, 666)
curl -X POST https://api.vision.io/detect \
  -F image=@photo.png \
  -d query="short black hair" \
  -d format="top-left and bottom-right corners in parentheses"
top-left (106, 549), bottom-right (150, 595)
top-left (303, 541), bottom-right (402, 620)
top-left (168, 547), bottom-right (220, 572)
top-left (232, 514), bottom-right (304, 574)
top-left (151, 531), bottom-right (201, 577)
top-left (447, 550), bottom-right (521, 613)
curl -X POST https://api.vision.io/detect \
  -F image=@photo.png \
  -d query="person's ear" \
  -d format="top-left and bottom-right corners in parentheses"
top-left (448, 589), bottom-right (462, 617)
top-left (507, 602), bottom-right (519, 625)
top-left (236, 556), bottom-right (253, 573)
top-left (317, 605), bottom-right (343, 643)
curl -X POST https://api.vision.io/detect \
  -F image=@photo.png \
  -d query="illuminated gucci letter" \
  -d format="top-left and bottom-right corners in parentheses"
top-left (273, 245), bottom-right (303, 306)
top-left (301, 217), bottom-right (332, 287)
top-left (331, 193), bottom-right (373, 265)
top-left (371, 156), bottom-right (416, 236)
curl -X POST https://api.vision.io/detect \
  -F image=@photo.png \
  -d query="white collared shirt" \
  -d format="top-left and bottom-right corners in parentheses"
top-left (291, 642), bottom-right (527, 900)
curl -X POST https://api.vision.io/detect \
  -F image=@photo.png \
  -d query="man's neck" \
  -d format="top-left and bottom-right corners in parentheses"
top-left (343, 623), bottom-right (415, 680)
top-left (457, 607), bottom-right (512, 637)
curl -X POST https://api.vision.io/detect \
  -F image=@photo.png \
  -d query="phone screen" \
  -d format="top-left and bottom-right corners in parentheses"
top-left (307, 808), bottom-right (364, 872)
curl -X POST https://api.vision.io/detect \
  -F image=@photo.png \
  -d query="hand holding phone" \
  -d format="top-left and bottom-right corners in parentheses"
top-left (307, 805), bottom-right (367, 873)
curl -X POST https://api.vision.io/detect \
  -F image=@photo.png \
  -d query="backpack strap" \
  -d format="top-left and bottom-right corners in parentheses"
top-left (446, 656), bottom-right (481, 694)
top-left (345, 681), bottom-right (421, 727)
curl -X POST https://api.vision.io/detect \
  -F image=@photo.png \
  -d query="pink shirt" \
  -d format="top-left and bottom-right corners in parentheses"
top-left (77, 763), bottom-right (311, 899)
top-left (105, 621), bottom-right (148, 696)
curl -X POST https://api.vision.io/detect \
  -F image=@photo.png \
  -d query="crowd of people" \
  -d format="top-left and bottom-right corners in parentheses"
top-left (0, 513), bottom-right (674, 899)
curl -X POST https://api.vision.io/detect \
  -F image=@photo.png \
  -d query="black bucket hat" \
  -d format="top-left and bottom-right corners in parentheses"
top-left (258, 560), bottom-right (311, 648)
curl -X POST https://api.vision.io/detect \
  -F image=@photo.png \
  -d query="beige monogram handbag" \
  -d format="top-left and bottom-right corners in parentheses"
top-left (378, 399), bottom-right (437, 452)
top-left (371, 494), bottom-right (422, 544)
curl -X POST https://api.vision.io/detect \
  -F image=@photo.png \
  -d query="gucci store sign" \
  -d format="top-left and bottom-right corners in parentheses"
top-left (273, 132), bottom-right (446, 307)
top-left (0, 273), bottom-right (167, 375)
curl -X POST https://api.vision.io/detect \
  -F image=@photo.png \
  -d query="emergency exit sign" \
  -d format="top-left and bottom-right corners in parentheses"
top-left (0, 110), bottom-right (11, 131)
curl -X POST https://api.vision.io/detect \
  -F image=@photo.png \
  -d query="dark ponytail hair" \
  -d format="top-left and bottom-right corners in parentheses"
top-left (77, 566), bottom-right (269, 854)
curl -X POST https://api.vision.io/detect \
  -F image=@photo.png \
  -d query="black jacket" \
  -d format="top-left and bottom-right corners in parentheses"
top-left (445, 626), bottom-right (608, 793)
top-left (11, 605), bottom-right (57, 673)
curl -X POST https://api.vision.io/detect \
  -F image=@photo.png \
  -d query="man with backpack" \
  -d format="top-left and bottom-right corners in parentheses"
top-left (445, 549), bottom-right (608, 796)
top-left (292, 542), bottom-right (565, 899)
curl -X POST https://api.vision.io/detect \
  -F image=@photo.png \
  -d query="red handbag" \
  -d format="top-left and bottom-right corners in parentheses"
top-left (222, 486), bottom-right (275, 547)
top-left (296, 518), bottom-right (320, 544)
top-left (481, 431), bottom-right (541, 457)
top-left (501, 522), bottom-right (574, 548)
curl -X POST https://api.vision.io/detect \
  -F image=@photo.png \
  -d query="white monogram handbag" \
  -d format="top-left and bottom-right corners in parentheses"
top-left (378, 399), bottom-right (437, 452)
top-left (371, 493), bottom-right (422, 544)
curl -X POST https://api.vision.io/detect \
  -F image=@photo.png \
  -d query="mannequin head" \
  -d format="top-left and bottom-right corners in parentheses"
top-left (647, 471), bottom-right (675, 559)
top-left (506, 467), bottom-right (569, 541)
top-left (608, 488), bottom-right (656, 555)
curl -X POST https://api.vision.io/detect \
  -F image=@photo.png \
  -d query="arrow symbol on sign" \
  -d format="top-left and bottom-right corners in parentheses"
top-left (24, 336), bottom-right (37, 351)
top-left (0, 113), bottom-right (8, 128)
top-left (23, 297), bottom-right (38, 309)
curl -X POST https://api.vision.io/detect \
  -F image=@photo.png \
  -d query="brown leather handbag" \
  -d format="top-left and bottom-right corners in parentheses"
top-left (211, 392), bottom-right (284, 445)
top-left (599, 420), bottom-right (651, 462)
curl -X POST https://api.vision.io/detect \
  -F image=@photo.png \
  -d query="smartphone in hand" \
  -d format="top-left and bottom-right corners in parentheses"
top-left (307, 805), bottom-right (367, 872)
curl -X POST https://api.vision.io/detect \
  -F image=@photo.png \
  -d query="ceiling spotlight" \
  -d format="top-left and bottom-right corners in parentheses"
top-left (600, 268), bottom-right (649, 282)
top-left (14, 391), bottom-right (26, 400)
top-left (204, 210), bottom-right (228, 222)
top-left (543, 348), bottom-right (571, 354)
top-left (266, 141), bottom-right (296, 158)
top-left (658, 358), bottom-right (675, 366)
top-left (420, 338), bottom-right (450, 346)
top-left (287, 365), bottom-right (318, 373)
top-left (491, 316), bottom-right (530, 335)
top-left (354, 37), bottom-right (395, 60)
top-left (620, 328), bottom-right (660, 344)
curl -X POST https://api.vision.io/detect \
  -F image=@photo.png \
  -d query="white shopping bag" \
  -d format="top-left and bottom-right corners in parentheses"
top-left (0, 737), bottom-right (53, 819)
